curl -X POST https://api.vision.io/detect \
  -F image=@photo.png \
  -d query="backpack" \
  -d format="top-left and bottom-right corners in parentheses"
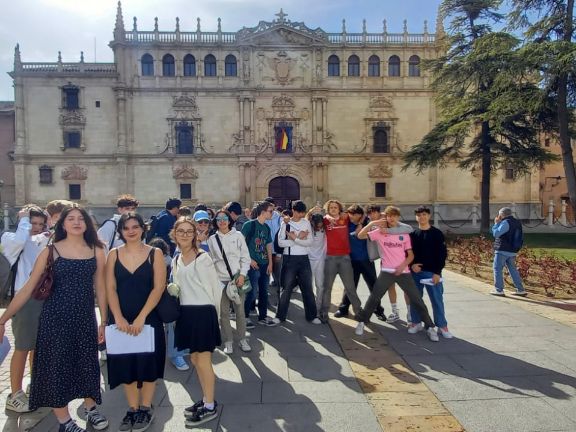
top-left (0, 251), bottom-right (22, 300)
top-left (145, 215), bottom-right (159, 243)
top-left (101, 218), bottom-right (118, 250)
top-left (510, 225), bottom-right (524, 253)
top-left (273, 224), bottom-right (291, 255)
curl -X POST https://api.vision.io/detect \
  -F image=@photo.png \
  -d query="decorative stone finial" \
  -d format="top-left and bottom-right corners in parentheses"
top-left (403, 19), bottom-right (408, 33)
top-left (217, 17), bottom-right (221, 32)
top-left (436, 5), bottom-right (445, 38)
top-left (132, 16), bottom-right (138, 32)
top-left (424, 20), bottom-right (428, 34)
top-left (275, 9), bottom-right (288, 23)
top-left (114, 1), bottom-right (125, 33)
top-left (80, 51), bottom-right (84, 62)
top-left (154, 17), bottom-right (158, 32)
top-left (58, 51), bottom-right (62, 63)
top-left (14, 44), bottom-right (21, 69)
top-left (383, 19), bottom-right (387, 34)
top-left (175, 17), bottom-right (180, 32)
top-left (362, 19), bottom-right (367, 33)
top-left (197, 17), bottom-right (201, 32)
top-left (342, 19), bottom-right (346, 33)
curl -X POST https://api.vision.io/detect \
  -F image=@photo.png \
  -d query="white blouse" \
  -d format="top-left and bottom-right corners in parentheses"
top-left (173, 251), bottom-right (222, 317)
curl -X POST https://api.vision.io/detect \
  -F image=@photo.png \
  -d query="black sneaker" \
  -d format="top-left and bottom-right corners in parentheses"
top-left (133, 407), bottom-right (154, 432)
top-left (84, 406), bottom-right (109, 430)
top-left (58, 420), bottom-right (86, 432)
top-left (184, 400), bottom-right (204, 417)
top-left (334, 309), bottom-right (349, 318)
top-left (118, 410), bottom-right (136, 432)
top-left (375, 309), bottom-right (386, 321)
top-left (185, 405), bottom-right (218, 427)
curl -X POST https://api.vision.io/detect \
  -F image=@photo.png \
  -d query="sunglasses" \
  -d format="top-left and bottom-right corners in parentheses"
top-left (216, 216), bottom-right (229, 222)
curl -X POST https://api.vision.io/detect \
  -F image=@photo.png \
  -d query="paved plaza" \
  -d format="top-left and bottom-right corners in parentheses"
top-left (0, 269), bottom-right (575, 431)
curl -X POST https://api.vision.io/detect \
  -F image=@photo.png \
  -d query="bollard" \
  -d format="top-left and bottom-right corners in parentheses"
top-left (560, 200), bottom-right (567, 225)
top-left (433, 202), bottom-right (439, 228)
top-left (3, 203), bottom-right (9, 231)
top-left (548, 199), bottom-right (554, 227)
top-left (472, 204), bottom-right (478, 228)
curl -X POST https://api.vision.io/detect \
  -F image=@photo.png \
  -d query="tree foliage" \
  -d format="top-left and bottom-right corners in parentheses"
top-left (403, 0), bottom-right (557, 232)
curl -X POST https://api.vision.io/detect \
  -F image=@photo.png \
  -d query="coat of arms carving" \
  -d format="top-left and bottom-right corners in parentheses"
top-left (172, 164), bottom-right (199, 180)
top-left (61, 165), bottom-right (87, 180)
top-left (369, 162), bottom-right (393, 178)
top-left (267, 51), bottom-right (295, 85)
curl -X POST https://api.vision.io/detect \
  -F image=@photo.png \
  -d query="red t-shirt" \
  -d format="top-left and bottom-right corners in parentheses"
top-left (323, 214), bottom-right (350, 256)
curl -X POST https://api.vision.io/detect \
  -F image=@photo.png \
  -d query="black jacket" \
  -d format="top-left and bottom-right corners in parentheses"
top-left (409, 226), bottom-right (447, 275)
top-left (494, 216), bottom-right (522, 253)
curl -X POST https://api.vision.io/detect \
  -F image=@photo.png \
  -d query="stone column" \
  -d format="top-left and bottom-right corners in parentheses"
top-left (13, 76), bottom-right (26, 205)
top-left (239, 163), bottom-right (246, 205)
top-left (249, 163), bottom-right (257, 205)
top-left (311, 98), bottom-right (316, 145)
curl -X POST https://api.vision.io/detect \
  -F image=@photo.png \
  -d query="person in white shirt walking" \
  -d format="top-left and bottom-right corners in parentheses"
top-left (272, 201), bottom-right (320, 325)
top-left (1, 205), bottom-right (48, 413)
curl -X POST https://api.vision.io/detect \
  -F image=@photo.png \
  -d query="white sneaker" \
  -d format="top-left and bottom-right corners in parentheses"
top-left (311, 318), bottom-right (322, 325)
top-left (6, 390), bottom-right (31, 413)
top-left (407, 323), bottom-right (424, 334)
top-left (438, 327), bottom-right (454, 339)
top-left (426, 327), bottom-right (440, 342)
top-left (223, 341), bottom-right (233, 355)
top-left (386, 312), bottom-right (400, 323)
top-left (355, 322), bottom-right (365, 335)
top-left (238, 339), bottom-right (252, 352)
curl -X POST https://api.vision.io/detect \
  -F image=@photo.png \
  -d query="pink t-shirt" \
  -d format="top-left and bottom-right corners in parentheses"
top-left (368, 230), bottom-right (412, 273)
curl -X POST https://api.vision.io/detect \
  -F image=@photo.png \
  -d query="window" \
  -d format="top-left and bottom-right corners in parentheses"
top-left (204, 54), bottom-right (217, 77)
top-left (328, 55), bottom-right (340, 77)
top-left (505, 165), bottom-right (514, 180)
top-left (225, 54), bottom-right (237, 77)
top-left (141, 54), bottom-right (154, 76)
top-left (64, 131), bottom-right (82, 149)
top-left (348, 55), bottom-right (360, 77)
top-left (409, 55), bottom-right (421, 77)
top-left (180, 184), bottom-right (192, 200)
top-left (39, 166), bottom-right (53, 185)
top-left (176, 123), bottom-right (193, 154)
top-left (63, 86), bottom-right (79, 110)
top-left (162, 54), bottom-right (175, 76)
top-left (373, 128), bottom-right (389, 153)
top-left (95, 101), bottom-right (100, 108)
top-left (375, 182), bottom-right (387, 198)
top-left (68, 184), bottom-right (81, 200)
top-left (368, 55), bottom-right (380, 77)
top-left (183, 54), bottom-right (196, 76)
top-left (388, 55), bottom-right (400, 77)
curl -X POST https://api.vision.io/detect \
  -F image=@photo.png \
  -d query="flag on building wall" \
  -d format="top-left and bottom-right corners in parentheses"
top-left (275, 125), bottom-right (293, 153)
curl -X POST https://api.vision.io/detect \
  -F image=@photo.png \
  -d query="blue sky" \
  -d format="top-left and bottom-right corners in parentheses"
top-left (0, 0), bottom-right (443, 100)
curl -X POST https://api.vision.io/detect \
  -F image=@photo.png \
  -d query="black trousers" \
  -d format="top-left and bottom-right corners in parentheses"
top-left (338, 259), bottom-right (384, 316)
top-left (276, 255), bottom-right (318, 322)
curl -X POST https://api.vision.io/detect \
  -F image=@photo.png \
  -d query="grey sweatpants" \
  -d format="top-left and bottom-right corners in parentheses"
top-left (357, 272), bottom-right (434, 328)
top-left (319, 255), bottom-right (362, 319)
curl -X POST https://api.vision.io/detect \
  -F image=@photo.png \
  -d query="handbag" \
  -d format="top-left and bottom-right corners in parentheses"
top-left (215, 234), bottom-right (252, 294)
top-left (31, 245), bottom-right (54, 300)
top-left (153, 250), bottom-right (181, 323)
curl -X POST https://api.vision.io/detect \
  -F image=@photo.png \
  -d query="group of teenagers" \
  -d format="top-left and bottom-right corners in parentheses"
top-left (0, 194), bottom-right (452, 432)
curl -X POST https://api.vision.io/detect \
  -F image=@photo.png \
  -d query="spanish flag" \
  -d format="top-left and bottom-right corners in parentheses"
top-left (275, 126), bottom-right (292, 153)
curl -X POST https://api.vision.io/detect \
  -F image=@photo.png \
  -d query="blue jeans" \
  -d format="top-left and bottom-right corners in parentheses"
top-left (165, 322), bottom-right (188, 358)
top-left (493, 252), bottom-right (525, 293)
top-left (410, 271), bottom-right (448, 328)
top-left (245, 266), bottom-right (270, 321)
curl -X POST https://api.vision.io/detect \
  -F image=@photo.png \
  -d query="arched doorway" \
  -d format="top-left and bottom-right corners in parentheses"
top-left (268, 176), bottom-right (300, 210)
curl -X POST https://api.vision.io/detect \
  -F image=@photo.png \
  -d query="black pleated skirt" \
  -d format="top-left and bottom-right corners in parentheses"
top-left (175, 305), bottom-right (221, 353)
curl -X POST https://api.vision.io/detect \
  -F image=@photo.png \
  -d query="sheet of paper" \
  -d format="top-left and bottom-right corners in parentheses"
top-left (105, 325), bottom-right (155, 355)
top-left (0, 336), bottom-right (11, 365)
top-left (420, 278), bottom-right (444, 286)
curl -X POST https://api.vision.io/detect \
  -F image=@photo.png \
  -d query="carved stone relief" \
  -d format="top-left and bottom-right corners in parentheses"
top-left (59, 110), bottom-right (86, 126)
top-left (61, 165), bottom-right (87, 181)
top-left (369, 162), bottom-right (393, 178)
top-left (172, 164), bottom-right (199, 180)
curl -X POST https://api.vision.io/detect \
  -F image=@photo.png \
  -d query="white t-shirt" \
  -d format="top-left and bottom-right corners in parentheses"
top-left (308, 230), bottom-right (326, 261)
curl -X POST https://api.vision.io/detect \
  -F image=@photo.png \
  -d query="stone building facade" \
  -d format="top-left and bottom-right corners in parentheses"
top-left (8, 4), bottom-right (540, 218)
top-left (0, 102), bottom-right (15, 207)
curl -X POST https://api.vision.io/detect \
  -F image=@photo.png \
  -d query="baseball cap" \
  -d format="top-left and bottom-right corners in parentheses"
top-left (193, 210), bottom-right (210, 222)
